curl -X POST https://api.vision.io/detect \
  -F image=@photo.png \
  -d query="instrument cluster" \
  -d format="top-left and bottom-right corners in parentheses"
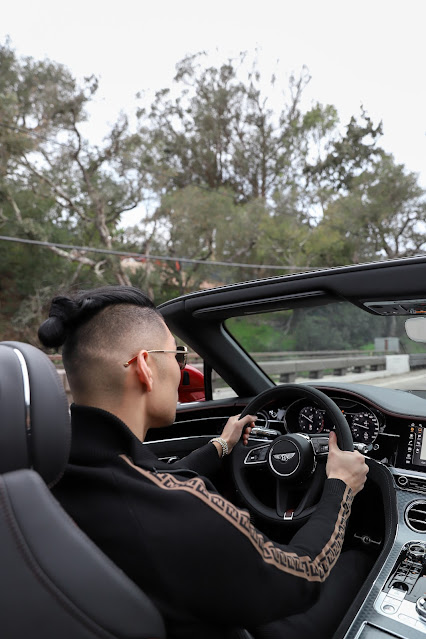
top-left (257, 397), bottom-right (383, 446)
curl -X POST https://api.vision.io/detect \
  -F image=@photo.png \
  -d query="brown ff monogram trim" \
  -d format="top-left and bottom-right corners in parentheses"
top-left (120, 455), bottom-right (353, 583)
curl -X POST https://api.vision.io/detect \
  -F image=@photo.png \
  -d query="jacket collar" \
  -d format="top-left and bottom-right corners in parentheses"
top-left (70, 404), bottom-right (151, 465)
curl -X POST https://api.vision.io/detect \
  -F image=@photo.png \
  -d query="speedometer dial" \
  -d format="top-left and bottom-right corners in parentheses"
top-left (350, 411), bottom-right (379, 444)
top-left (299, 406), bottom-right (324, 434)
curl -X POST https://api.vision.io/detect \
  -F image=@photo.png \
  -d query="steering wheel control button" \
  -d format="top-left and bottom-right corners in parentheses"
top-left (244, 445), bottom-right (269, 465)
top-left (311, 436), bottom-right (329, 455)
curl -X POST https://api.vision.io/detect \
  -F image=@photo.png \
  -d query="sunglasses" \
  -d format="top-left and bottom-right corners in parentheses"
top-left (123, 345), bottom-right (188, 370)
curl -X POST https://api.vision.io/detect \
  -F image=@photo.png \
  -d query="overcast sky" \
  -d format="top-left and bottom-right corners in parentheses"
top-left (2, 0), bottom-right (426, 191)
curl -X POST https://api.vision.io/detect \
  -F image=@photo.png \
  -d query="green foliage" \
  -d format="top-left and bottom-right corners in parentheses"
top-left (304, 108), bottom-right (384, 193)
top-left (225, 305), bottom-right (415, 355)
top-left (141, 53), bottom-right (318, 203)
top-left (313, 154), bottom-right (426, 262)
top-left (291, 305), bottom-right (389, 351)
top-left (227, 313), bottom-right (296, 352)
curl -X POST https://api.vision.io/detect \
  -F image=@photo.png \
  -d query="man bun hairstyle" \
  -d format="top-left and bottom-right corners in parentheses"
top-left (38, 286), bottom-right (158, 349)
top-left (38, 296), bottom-right (80, 348)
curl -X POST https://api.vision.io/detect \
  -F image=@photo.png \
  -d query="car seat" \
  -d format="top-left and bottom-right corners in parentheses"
top-left (0, 341), bottom-right (166, 639)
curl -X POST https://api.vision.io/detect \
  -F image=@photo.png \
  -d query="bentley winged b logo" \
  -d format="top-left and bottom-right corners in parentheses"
top-left (273, 452), bottom-right (296, 463)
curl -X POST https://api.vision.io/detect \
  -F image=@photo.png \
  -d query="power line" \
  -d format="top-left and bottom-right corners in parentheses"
top-left (0, 235), bottom-right (310, 270)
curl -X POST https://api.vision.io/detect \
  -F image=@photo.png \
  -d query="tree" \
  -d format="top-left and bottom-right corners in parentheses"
top-left (0, 41), bottom-right (152, 285)
top-left (303, 108), bottom-right (384, 198)
top-left (140, 53), bottom-right (314, 202)
top-left (355, 155), bottom-right (426, 259)
top-left (135, 53), bottom-right (353, 284)
top-left (308, 154), bottom-right (426, 267)
top-left (149, 186), bottom-right (267, 295)
top-left (0, 41), bottom-right (154, 338)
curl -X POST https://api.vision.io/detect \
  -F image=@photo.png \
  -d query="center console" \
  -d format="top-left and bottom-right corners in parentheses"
top-left (375, 542), bottom-right (426, 633)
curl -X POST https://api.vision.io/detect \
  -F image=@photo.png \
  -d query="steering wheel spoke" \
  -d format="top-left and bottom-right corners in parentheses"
top-left (276, 479), bottom-right (292, 519)
top-left (294, 462), bottom-right (327, 516)
top-left (275, 460), bottom-right (326, 520)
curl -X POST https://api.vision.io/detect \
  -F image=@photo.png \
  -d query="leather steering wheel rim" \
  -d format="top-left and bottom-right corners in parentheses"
top-left (231, 384), bottom-right (354, 523)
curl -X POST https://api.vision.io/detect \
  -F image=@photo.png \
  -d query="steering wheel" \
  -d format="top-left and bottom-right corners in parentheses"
top-left (231, 384), bottom-right (353, 524)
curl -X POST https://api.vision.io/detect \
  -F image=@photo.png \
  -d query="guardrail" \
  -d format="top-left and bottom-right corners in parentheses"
top-left (259, 355), bottom-right (386, 383)
top-left (410, 354), bottom-right (426, 368)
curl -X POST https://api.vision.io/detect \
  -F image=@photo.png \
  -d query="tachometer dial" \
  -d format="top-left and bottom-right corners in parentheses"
top-left (350, 411), bottom-right (379, 444)
top-left (299, 406), bottom-right (324, 434)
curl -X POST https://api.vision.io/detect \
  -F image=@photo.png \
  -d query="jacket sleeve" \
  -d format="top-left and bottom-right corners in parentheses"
top-left (119, 457), bottom-right (353, 629)
top-left (131, 439), bottom-right (222, 479)
top-left (170, 441), bottom-right (222, 477)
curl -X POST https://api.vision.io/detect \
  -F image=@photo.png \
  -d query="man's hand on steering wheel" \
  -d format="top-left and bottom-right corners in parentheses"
top-left (211, 414), bottom-right (257, 457)
top-left (326, 431), bottom-right (369, 496)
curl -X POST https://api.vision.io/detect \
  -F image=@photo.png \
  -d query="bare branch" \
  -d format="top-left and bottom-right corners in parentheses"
top-left (5, 190), bottom-right (23, 223)
top-left (22, 154), bottom-right (89, 222)
top-left (47, 245), bottom-right (106, 273)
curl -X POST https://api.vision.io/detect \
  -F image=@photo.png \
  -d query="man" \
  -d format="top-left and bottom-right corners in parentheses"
top-left (39, 285), bottom-right (369, 639)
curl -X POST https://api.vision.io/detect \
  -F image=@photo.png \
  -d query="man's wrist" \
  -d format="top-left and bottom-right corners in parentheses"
top-left (210, 437), bottom-right (229, 458)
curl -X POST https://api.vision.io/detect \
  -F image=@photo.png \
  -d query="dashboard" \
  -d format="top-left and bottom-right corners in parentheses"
top-left (252, 384), bottom-right (426, 475)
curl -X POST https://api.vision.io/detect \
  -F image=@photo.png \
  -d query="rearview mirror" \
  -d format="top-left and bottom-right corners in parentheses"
top-left (405, 317), bottom-right (426, 342)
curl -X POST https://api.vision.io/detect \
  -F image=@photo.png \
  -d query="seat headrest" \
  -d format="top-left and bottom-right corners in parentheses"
top-left (0, 342), bottom-right (70, 486)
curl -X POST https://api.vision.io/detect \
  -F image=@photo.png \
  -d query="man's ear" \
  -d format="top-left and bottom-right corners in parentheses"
top-left (135, 350), bottom-right (153, 392)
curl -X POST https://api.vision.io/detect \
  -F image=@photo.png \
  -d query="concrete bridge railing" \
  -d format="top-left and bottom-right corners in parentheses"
top-left (54, 352), bottom-right (421, 402)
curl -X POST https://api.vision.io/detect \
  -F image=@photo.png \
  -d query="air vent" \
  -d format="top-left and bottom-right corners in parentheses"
top-left (405, 501), bottom-right (426, 532)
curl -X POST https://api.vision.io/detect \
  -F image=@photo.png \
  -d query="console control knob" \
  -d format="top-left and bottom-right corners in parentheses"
top-left (407, 543), bottom-right (426, 562)
top-left (417, 597), bottom-right (426, 620)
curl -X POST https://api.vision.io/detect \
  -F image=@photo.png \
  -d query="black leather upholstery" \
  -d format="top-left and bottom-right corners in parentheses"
top-left (0, 341), bottom-right (70, 484)
top-left (0, 341), bottom-right (166, 639)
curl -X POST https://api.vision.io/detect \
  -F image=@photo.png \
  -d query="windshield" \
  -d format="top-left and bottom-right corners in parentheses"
top-left (225, 302), bottom-right (426, 392)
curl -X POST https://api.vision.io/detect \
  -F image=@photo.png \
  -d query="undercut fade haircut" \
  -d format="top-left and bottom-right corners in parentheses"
top-left (38, 286), bottom-right (166, 396)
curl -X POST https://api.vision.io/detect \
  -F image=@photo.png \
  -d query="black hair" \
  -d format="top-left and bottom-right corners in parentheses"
top-left (38, 286), bottom-right (157, 349)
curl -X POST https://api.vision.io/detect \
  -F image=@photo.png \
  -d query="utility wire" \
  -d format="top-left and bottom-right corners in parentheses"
top-left (0, 235), bottom-right (310, 271)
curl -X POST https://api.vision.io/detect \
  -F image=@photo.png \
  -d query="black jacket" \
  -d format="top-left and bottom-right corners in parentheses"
top-left (53, 404), bottom-right (354, 639)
